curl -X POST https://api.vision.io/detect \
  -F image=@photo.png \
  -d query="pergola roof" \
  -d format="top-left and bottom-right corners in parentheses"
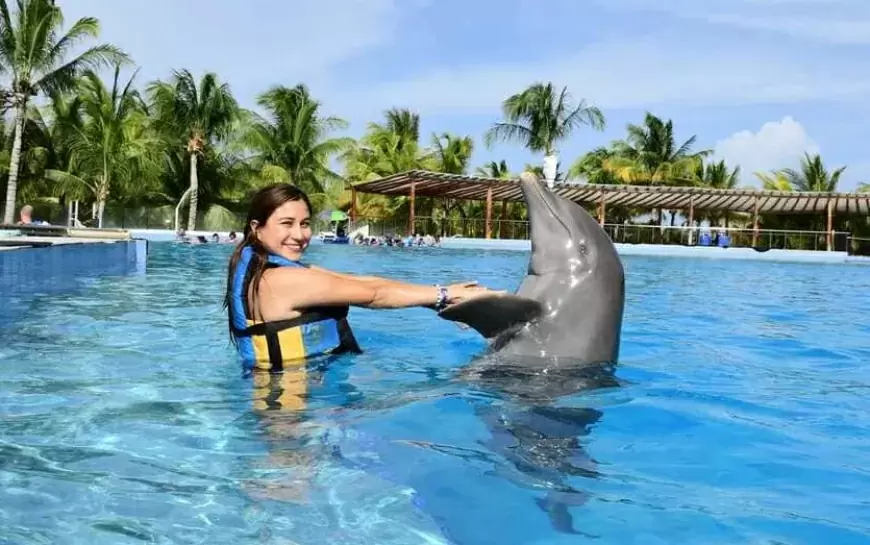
top-left (352, 170), bottom-right (870, 215)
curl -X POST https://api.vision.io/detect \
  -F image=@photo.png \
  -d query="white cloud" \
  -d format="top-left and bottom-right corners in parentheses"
top-left (61, 0), bottom-right (428, 104)
top-left (325, 36), bottom-right (870, 118)
top-left (712, 117), bottom-right (820, 186)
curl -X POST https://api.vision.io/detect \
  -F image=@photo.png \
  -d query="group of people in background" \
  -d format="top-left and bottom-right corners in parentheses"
top-left (175, 228), bottom-right (238, 245)
top-left (352, 232), bottom-right (442, 248)
top-left (174, 226), bottom-right (444, 249)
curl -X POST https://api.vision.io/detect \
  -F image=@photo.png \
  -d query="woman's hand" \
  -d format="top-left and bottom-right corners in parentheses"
top-left (443, 281), bottom-right (505, 307)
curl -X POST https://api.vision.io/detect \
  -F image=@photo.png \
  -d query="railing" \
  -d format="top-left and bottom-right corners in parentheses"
top-left (849, 237), bottom-right (870, 256)
top-left (350, 216), bottom-right (850, 252)
top-left (601, 224), bottom-right (848, 252)
top-left (353, 216), bottom-right (530, 241)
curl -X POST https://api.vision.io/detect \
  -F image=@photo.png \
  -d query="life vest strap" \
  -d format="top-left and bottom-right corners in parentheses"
top-left (231, 307), bottom-right (346, 337)
top-left (232, 308), bottom-right (362, 372)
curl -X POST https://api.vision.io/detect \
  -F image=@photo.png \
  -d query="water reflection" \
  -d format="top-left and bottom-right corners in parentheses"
top-left (459, 357), bottom-right (619, 537)
top-left (240, 357), bottom-right (361, 505)
top-left (240, 353), bottom-right (621, 543)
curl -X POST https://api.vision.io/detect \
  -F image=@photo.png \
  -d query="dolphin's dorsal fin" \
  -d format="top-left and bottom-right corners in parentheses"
top-left (438, 294), bottom-right (543, 338)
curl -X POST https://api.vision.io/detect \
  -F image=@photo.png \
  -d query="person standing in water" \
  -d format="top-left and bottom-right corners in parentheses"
top-left (224, 183), bottom-right (500, 372)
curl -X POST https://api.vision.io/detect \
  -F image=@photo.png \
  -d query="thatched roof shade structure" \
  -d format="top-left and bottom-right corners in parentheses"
top-left (349, 170), bottom-right (869, 250)
top-left (350, 170), bottom-right (870, 214)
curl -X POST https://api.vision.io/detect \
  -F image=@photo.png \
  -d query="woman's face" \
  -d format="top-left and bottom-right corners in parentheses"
top-left (253, 199), bottom-right (312, 261)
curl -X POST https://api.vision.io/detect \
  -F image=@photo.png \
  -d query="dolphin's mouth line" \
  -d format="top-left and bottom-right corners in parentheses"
top-left (528, 178), bottom-right (572, 238)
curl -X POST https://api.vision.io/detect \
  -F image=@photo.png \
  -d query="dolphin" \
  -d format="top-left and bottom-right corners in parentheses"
top-left (439, 171), bottom-right (625, 364)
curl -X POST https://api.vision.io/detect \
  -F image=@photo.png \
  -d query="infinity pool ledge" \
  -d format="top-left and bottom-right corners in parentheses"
top-left (0, 237), bottom-right (149, 296)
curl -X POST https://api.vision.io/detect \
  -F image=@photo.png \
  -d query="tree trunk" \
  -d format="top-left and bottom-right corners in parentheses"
top-left (97, 199), bottom-right (106, 228)
top-left (187, 152), bottom-right (199, 231)
top-left (98, 169), bottom-right (109, 229)
top-left (543, 153), bottom-right (558, 187)
top-left (2, 100), bottom-right (26, 224)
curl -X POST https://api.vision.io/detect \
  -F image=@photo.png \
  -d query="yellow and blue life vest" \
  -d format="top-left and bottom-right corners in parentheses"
top-left (230, 246), bottom-right (361, 371)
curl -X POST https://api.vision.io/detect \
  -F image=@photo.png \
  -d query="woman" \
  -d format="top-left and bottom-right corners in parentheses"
top-left (224, 183), bottom-right (501, 372)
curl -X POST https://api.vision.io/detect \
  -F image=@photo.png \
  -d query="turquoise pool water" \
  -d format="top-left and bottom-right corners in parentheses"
top-left (2, 242), bottom-right (870, 545)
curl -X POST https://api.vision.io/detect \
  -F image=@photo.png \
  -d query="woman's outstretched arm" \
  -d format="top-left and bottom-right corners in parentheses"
top-left (307, 265), bottom-right (475, 294)
top-left (259, 266), bottom-right (498, 313)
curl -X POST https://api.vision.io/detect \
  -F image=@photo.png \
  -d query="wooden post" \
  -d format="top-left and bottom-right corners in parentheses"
top-left (484, 186), bottom-right (493, 239)
top-left (598, 194), bottom-right (606, 226)
top-left (409, 182), bottom-right (416, 236)
top-left (826, 199), bottom-right (834, 251)
top-left (687, 197), bottom-right (695, 245)
top-left (350, 187), bottom-right (357, 222)
top-left (752, 196), bottom-right (760, 247)
top-left (500, 200), bottom-right (508, 239)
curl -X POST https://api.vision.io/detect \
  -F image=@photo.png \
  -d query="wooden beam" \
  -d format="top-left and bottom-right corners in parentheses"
top-left (499, 199), bottom-right (508, 239)
top-left (485, 186), bottom-right (493, 239)
top-left (597, 194), bottom-right (606, 226)
top-left (752, 196), bottom-right (760, 247)
top-left (687, 196), bottom-right (695, 245)
top-left (409, 182), bottom-right (416, 235)
top-left (350, 187), bottom-right (357, 222)
top-left (826, 199), bottom-right (834, 251)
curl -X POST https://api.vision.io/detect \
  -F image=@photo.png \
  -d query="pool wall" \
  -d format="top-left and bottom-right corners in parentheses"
top-left (128, 229), bottom-right (859, 264)
top-left (0, 239), bottom-right (148, 299)
top-left (438, 238), bottom-right (855, 264)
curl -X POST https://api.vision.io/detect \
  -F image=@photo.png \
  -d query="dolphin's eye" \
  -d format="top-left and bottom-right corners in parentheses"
top-left (578, 243), bottom-right (587, 255)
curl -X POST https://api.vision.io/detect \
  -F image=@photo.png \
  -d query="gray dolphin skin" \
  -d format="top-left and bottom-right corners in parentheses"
top-left (439, 171), bottom-right (626, 364)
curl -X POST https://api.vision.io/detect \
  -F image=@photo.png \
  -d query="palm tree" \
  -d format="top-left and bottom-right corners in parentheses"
top-left (382, 107), bottom-right (419, 151)
top-left (340, 108), bottom-right (436, 228)
top-left (750, 155), bottom-right (844, 234)
top-left (431, 132), bottom-right (473, 175)
top-left (568, 147), bottom-right (622, 185)
top-left (242, 84), bottom-right (354, 208)
top-left (696, 159), bottom-right (741, 227)
top-left (0, 94), bottom-right (83, 206)
top-left (431, 132), bottom-right (474, 228)
top-left (148, 69), bottom-right (239, 231)
top-left (606, 112), bottom-right (711, 226)
top-left (475, 160), bottom-right (511, 180)
top-left (783, 152), bottom-right (845, 192)
top-left (483, 82), bottom-right (605, 186)
top-left (754, 170), bottom-right (793, 191)
top-left (342, 108), bottom-right (432, 182)
top-left (44, 66), bottom-right (159, 227)
top-left (700, 160), bottom-right (740, 190)
top-left (0, 0), bottom-right (127, 224)
top-left (607, 113), bottom-right (711, 186)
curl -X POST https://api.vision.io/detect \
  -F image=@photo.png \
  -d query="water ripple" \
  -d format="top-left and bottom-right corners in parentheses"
top-left (2, 243), bottom-right (870, 544)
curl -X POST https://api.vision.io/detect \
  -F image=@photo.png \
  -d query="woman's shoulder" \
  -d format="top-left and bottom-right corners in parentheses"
top-left (263, 263), bottom-right (358, 289)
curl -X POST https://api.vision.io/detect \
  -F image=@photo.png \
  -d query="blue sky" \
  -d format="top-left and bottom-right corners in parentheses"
top-left (64, 0), bottom-right (870, 189)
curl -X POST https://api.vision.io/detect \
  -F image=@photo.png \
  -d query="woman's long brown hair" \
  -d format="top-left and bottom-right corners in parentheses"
top-left (224, 184), bottom-right (314, 346)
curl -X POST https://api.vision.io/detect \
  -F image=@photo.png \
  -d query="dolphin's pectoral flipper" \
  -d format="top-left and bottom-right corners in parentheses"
top-left (438, 294), bottom-right (542, 338)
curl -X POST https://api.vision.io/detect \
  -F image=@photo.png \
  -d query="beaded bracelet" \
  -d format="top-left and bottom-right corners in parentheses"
top-left (434, 285), bottom-right (449, 310)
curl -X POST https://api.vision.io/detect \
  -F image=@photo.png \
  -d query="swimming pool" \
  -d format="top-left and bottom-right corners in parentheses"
top-left (2, 242), bottom-right (870, 544)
